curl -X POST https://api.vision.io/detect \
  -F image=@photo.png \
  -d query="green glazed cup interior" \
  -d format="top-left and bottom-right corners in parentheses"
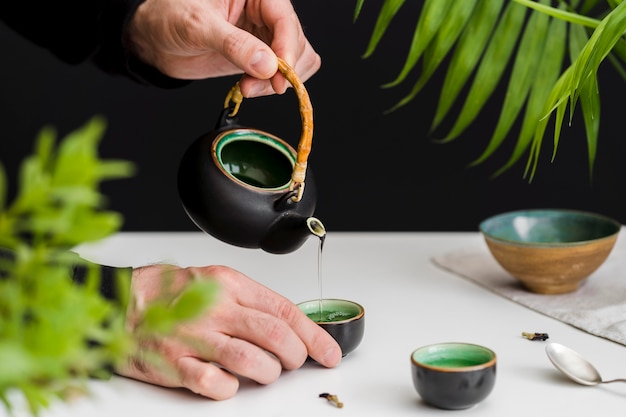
top-left (297, 299), bottom-right (364, 323)
top-left (298, 299), bottom-right (365, 357)
top-left (214, 130), bottom-right (295, 189)
top-left (479, 209), bottom-right (621, 246)
top-left (411, 343), bottom-right (496, 371)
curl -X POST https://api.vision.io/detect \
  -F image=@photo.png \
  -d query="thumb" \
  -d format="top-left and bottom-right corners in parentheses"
top-left (213, 21), bottom-right (278, 79)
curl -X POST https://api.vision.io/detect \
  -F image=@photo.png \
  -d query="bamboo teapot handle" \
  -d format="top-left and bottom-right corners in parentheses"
top-left (223, 57), bottom-right (313, 202)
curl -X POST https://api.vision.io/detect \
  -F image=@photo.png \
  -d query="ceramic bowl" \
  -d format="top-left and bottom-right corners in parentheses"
top-left (297, 299), bottom-right (364, 357)
top-left (411, 342), bottom-right (497, 410)
top-left (480, 209), bottom-right (621, 294)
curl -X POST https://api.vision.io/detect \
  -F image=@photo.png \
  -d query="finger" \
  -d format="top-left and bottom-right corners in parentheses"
top-left (264, 2), bottom-right (320, 93)
top-left (276, 304), bottom-right (342, 368)
top-left (114, 337), bottom-right (241, 400)
top-left (234, 284), bottom-right (342, 368)
top-left (254, 0), bottom-right (304, 66)
top-left (291, 42), bottom-right (322, 84)
top-left (269, 45), bottom-right (320, 95)
top-left (211, 19), bottom-right (278, 80)
top-left (239, 45), bottom-right (320, 98)
top-left (238, 77), bottom-right (275, 98)
top-left (176, 356), bottom-right (240, 400)
top-left (206, 331), bottom-right (283, 384)
top-left (214, 303), bottom-right (309, 370)
top-left (240, 1), bottom-right (319, 96)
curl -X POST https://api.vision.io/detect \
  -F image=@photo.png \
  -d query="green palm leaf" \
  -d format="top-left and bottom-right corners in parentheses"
top-left (525, 64), bottom-right (572, 179)
top-left (470, 0), bottom-right (552, 167)
top-left (432, 0), bottom-right (505, 131)
top-left (438, 1), bottom-right (527, 143)
top-left (385, 0), bottom-right (478, 111)
top-left (567, 22), bottom-right (597, 179)
top-left (581, 0), bottom-right (604, 14)
top-left (493, 8), bottom-right (568, 177)
top-left (526, 0), bottom-right (626, 179)
top-left (567, 1), bottom-right (626, 115)
top-left (384, 0), bottom-right (461, 89)
top-left (355, 0), bottom-right (626, 178)
top-left (354, 0), bottom-right (365, 21)
top-left (361, 0), bottom-right (407, 59)
top-left (515, 0), bottom-right (600, 27)
top-left (579, 74), bottom-right (600, 179)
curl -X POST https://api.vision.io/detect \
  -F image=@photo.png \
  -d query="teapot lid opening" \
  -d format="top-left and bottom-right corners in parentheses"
top-left (213, 130), bottom-right (297, 190)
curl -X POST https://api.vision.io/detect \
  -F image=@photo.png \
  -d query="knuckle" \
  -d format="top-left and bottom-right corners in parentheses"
top-left (263, 319), bottom-right (290, 346)
top-left (197, 264), bottom-right (229, 277)
top-left (186, 366), bottom-right (216, 390)
top-left (222, 31), bottom-right (247, 59)
top-left (188, 265), bottom-right (235, 285)
top-left (220, 338), bottom-right (259, 369)
top-left (179, 362), bottom-right (239, 400)
top-left (273, 298), bottom-right (299, 323)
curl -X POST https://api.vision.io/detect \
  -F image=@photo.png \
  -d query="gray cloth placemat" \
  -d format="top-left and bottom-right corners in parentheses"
top-left (431, 233), bottom-right (626, 346)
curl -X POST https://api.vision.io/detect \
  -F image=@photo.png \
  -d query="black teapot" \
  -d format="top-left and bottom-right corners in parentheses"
top-left (177, 58), bottom-right (325, 254)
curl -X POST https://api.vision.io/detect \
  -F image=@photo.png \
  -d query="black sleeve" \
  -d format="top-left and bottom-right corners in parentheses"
top-left (0, 247), bottom-right (131, 302)
top-left (71, 260), bottom-right (133, 302)
top-left (0, 0), bottom-right (189, 88)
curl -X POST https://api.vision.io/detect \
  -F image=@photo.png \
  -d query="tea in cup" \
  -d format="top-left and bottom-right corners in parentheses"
top-left (297, 299), bottom-right (364, 357)
top-left (411, 342), bottom-right (496, 410)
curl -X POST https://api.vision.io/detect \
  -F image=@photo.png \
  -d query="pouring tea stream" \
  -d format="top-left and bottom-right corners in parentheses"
top-left (178, 58), bottom-right (325, 254)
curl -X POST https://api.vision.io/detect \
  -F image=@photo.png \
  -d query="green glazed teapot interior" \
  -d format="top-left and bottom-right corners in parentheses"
top-left (215, 131), bottom-right (295, 189)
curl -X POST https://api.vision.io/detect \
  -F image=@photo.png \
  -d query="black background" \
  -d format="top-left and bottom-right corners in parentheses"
top-left (1, 1), bottom-right (625, 233)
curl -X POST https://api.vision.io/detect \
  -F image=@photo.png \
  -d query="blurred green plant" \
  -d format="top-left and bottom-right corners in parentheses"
top-left (354, 0), bottom-right (626, 180)
top-left (0, 117), bottom-right (217, 415)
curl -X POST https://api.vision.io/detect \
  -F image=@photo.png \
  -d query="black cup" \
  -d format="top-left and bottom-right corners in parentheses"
top-left (297, 299), bottom-right (365, 357)
top-left (411, 342), bottom-right (496, 410)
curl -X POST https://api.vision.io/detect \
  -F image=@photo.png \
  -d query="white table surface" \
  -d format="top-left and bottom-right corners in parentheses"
top-left (7, 232), bottom-right (626, 416)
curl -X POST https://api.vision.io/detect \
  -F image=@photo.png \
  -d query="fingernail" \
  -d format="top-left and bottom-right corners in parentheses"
top-left (250, 50), bottom-right (274, 77)
top-left (324, 346), bottom-right (341, 367)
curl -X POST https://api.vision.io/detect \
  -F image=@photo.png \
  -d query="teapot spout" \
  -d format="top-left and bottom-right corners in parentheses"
top-left (260, 216), bottom-right (326, 254)
top-left (306, 217), bottom-right (326, 238)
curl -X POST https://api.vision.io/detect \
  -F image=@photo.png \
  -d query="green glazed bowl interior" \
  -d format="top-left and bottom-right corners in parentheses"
top-left (297, 299), bottom-right (365, 357)
top-left (479, 209), bottom-right (621, 246)
top-left (215, 130), bottom-right (295, 189)
top-left (411, 343), bottom-right (496, 370)
top-left (297, 299), bottom-right (364, 323)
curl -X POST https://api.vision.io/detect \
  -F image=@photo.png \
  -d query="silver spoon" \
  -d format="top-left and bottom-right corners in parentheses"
top-left (546, 342), bottom-right (626, 386)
